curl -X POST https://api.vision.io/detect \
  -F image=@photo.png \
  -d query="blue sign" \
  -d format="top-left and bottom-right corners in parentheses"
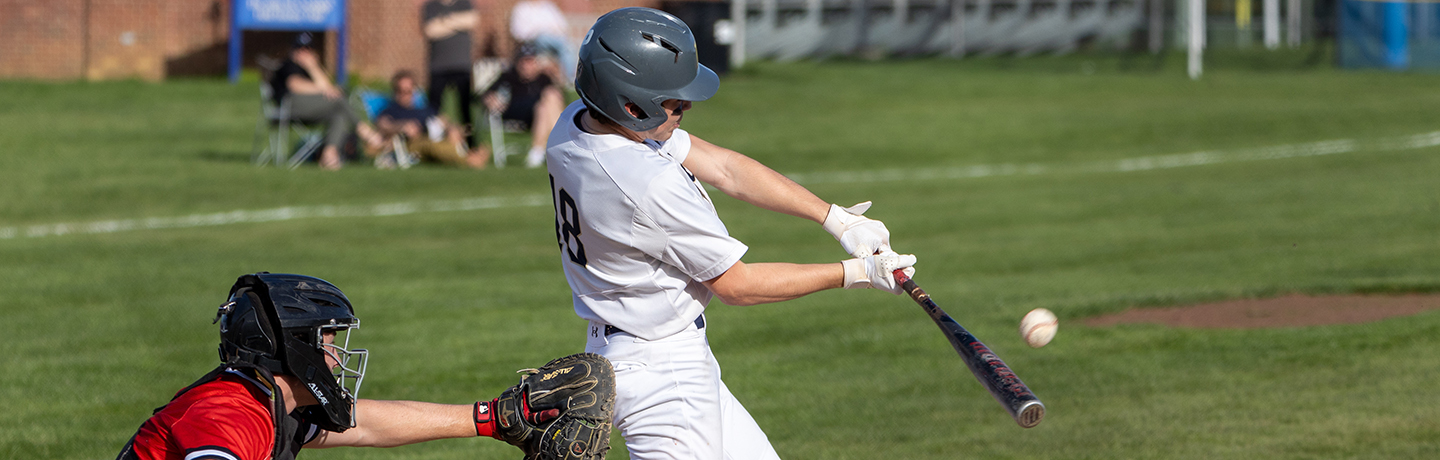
top-left (235, 0), bottom-right (345, 30)
top-left (229, 0), bottom-right (349, 83)
top-left (1339, 0), bottom-right (1440, 71)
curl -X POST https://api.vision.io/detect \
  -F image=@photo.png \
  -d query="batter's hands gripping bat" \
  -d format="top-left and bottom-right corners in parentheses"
top-left (893, 270), bottom-right (1045, 428)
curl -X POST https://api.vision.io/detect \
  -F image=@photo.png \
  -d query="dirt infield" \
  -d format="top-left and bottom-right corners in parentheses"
top-left (1082, 293), bottom-right (1440, 328)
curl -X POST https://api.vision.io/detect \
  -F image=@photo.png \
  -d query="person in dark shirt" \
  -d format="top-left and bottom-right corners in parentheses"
top-left (376, 70), bottom-right (489, 169)
top-left (422, 0), bottom-right (479, 149)
top-left (267, 32), bottom-right (358, 170)
top-left (481, 44), bottom-right (565, 168)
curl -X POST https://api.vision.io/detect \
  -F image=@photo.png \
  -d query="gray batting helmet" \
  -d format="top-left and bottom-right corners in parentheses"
top-left (576, 7), bottom-right (719, 132)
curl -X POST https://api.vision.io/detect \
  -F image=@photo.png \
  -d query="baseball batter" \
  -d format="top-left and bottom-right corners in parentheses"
top-left (548, 8), bottom-right (918, 459)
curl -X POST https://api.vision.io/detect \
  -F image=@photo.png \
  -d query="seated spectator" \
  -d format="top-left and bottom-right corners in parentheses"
top-left (375, 70), bottom-right (490, 169)
top-left (269, 32), bottom-right (358, 170)
top-left (481, 45), bottom-right (565, 168)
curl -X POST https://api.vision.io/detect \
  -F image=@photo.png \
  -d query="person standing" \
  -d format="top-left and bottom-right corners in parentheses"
top-left (545, 8), bottom-right (917, 459)
top-left (422, 0), bottom-right (479, 151)
top-left (508, 0), bottom-right (577, 83)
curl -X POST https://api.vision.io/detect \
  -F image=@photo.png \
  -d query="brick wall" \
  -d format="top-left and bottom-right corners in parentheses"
top-left (162, 0), bottom-right (229, 77)
top-left (0, 0), bottom-right (706, 82)
top-left (349, 0), bottom-right (428, 86)
top-left (0, 0), bottom-right (87, 80)
top-left (86, 0), bottom-right (166, 81)
top-left (0, 0), bottom-right (181, 81)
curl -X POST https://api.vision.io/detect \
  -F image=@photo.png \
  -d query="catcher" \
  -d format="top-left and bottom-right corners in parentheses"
top-left (115, 272), bottom-right (614, 460)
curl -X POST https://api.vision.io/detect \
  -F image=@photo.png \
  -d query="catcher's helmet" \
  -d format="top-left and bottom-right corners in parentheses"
top-left (575, 7), bottom-right (719, 132)
top-left (216, 273), bottom-right (368, 432)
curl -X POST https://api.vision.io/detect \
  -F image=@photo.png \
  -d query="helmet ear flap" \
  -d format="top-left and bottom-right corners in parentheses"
top-left (218, 282), bottom-right (285, 374)
top-left (241, 290), bottom-right (280, 358)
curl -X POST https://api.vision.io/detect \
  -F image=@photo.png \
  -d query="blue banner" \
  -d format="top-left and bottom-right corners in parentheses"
top-left (235, 0), bottom-right (345, 30)
top-left (229, 0), bottom-right (348, 83)
top-left (1339, 0), bottom-right (1440, 70)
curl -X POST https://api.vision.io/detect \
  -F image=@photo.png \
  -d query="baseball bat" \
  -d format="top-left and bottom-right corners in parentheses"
top-left (893, 269), bottom-right (1045, 428)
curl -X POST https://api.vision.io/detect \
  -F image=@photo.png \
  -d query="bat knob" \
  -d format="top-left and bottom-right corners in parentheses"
top-left (1016, 400), bottom-right (1045, 428)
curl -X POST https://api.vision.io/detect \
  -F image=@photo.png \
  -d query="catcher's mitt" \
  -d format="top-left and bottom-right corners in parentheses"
top-left (492, 353), bottom-right (616, 460)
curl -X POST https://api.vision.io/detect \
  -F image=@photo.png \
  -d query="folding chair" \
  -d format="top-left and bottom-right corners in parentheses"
top-left (250, 62), bottom-right (325, 169)
top-left (353, 87), bottom-right (471, 169)
top-left (474, 58), bottom-right (530, 168)
top-left (354, 88), bottom-right (418, 170)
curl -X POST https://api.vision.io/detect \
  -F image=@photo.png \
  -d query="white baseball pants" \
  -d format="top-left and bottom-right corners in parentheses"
top-left (586, 320), bottom-right (782, 460)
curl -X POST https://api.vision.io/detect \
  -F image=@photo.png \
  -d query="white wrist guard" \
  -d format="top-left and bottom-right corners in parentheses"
top-left (843, 253), bottom-right (918, 294)
top-left (841, 258), bottom-right (869, 289)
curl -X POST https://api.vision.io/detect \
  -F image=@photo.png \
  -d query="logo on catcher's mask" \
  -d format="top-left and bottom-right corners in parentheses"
top-left (308, 383), bottom-right (330, 405)
top-left (308, 383), bottom-right (329, 406)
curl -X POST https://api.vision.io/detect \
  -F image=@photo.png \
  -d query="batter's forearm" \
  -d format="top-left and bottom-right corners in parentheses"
top-left (726, 158), bottom-right (830, 224)
top-left (686, 136), bottom-right (829, 223)
top-left (704, 261), bottom-right (843, 306)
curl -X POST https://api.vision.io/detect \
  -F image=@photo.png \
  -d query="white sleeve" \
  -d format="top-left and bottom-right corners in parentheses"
top-left (633, 170), bottom-right (746, 282)
top-left (661, 129), bottom-right (692, 163)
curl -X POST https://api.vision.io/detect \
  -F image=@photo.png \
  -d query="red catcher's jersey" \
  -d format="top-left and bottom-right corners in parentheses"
top-left (128, 373), bottom-right (278, 460)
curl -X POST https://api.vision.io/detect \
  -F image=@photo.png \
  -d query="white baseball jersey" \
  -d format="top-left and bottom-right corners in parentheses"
top-left (546, 100), bottom-right (748, 340)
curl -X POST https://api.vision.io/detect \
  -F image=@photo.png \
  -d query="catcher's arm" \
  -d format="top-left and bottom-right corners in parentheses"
top-left (306, 400), bottom-right (477, 448)
top-left (306, 395), bottom-right (557, 449)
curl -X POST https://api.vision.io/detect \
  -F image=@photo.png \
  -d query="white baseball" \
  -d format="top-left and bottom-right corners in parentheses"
top-left (1020, 308), bottom-right (1058, 348)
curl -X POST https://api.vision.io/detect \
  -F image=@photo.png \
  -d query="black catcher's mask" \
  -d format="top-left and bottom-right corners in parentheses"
top-left (216, 273), bottom-right (368, 432)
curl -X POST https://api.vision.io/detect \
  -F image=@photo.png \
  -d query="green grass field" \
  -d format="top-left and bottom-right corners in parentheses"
top-left (2, 54), bottom-right (1439, 459)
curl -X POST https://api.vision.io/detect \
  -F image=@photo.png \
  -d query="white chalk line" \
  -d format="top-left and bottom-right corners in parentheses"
top-left (0, 194), bottom-right (549, 240)
top-left (4, 131), bottom-right (1438, 241)
top-left (785, 130), bottom-right (1440, 185)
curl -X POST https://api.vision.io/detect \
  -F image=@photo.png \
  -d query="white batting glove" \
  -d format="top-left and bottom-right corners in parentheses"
top-left (823, 201), bottom-right (892, 258)
top-left (841, 251), bottom-right (917, 295)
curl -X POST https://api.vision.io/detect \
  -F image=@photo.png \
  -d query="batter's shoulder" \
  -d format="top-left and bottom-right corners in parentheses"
top-left (593, 146), bottom-right (678, 194)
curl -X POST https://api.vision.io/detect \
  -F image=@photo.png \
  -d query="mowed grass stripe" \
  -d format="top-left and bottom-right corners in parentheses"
top-left (6, 129), bottom-right (1435, 240)
top-left (0, 195), bottom-right (548, 239)
top-left (787, 129), bottom-right (1440, 184)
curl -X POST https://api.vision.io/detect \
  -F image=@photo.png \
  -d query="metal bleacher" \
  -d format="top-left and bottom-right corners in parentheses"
top-left (736, 0), bottom-right (1144, 59)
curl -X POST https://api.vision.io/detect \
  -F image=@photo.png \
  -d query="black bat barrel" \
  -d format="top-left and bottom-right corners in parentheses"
top-left (896, 272), bottom-right (1045, 428)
